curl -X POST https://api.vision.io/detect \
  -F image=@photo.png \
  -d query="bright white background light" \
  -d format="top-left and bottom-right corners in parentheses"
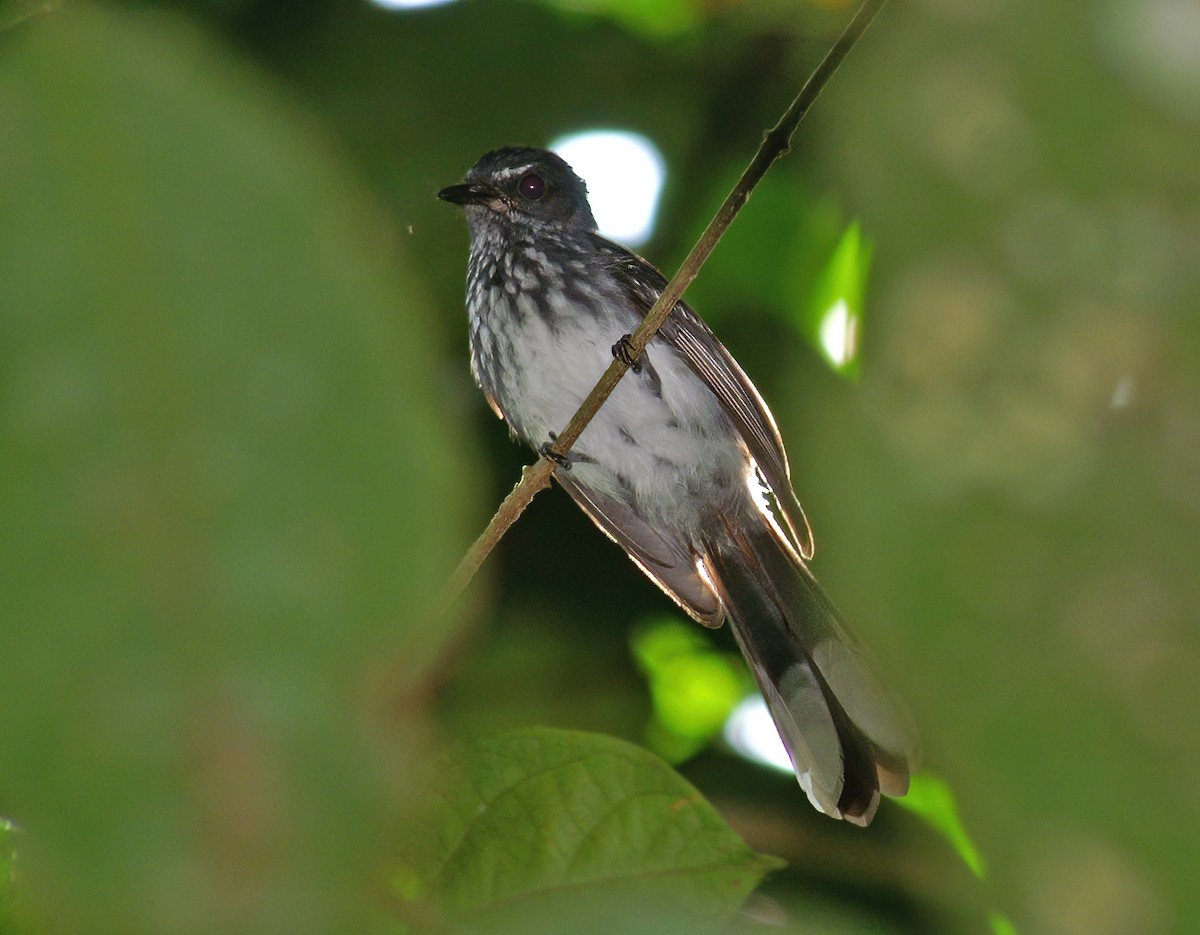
top-left (367, 0), bottom-right (457, 10)
top-left (551, 130), bottom-right (666, 247)
top-left (724, 695), bottom-right (793, 774)
top-left (818, 297), bottom-right (858, 368)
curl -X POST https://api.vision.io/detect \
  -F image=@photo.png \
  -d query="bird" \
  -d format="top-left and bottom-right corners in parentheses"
top-left (439, 146), bottom-right (917, 825)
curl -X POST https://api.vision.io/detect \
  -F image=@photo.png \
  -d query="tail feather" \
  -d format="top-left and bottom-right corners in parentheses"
top-left (702, 522), bottom-right (918, 825)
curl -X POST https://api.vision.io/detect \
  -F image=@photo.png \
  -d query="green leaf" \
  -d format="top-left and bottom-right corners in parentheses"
top-left (893, 772), bottom-right (986, 880)
top-left (893, 775), bottom-right (1022, 932)
top-left (400, 728), bottom-right (782, 934)
top-left (799, 220), bottom-right (873, 379)
top-left (0, 6), bottom-right (472, 933)
top-left (631, 617), bottom-right (750, 760)
top-left (989, 911), bottom-right (1020, 935)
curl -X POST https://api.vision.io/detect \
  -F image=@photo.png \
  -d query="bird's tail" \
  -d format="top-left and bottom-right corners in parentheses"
top-left (702, 519), bottom-right (918, 825)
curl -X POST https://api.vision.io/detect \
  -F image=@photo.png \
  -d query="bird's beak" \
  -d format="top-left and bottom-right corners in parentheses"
top-left (437, 182), bottom-right (502, 207)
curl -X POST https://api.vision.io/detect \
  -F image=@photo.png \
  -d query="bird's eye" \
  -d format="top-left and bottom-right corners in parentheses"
top-left (518, 173), bottom-right (546, 200)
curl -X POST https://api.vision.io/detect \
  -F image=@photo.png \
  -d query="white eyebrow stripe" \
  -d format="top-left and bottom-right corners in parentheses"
top-left (493, 165), bottom-right (539, 180)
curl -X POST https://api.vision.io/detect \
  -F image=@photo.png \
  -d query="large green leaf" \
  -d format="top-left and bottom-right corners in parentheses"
top-left (399, 727), bottom-right (782, 934)
top-left (0, 5), bottom-right (472, 933)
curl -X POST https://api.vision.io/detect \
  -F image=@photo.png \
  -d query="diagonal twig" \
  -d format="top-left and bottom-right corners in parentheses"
top-left (437, 0), bottom-right (887, 615)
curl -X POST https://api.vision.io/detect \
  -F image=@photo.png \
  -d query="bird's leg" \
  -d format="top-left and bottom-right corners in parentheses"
top-left (611, 334), bottom-right (643, 373)
top-left (540, 432), bottom-right (571, 470)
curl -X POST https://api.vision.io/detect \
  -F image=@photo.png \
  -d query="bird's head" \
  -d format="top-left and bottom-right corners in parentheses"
top-left (438, 147), bottom-right (597, 233)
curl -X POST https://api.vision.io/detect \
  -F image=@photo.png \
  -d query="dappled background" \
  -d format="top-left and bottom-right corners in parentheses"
top-left (1, 0), bottom-right (1198, 932)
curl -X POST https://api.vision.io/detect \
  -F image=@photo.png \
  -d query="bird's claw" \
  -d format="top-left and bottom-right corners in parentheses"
top-left (611, 335), bottom-right (642, 373)
top-left (540, 434), bottom-right (571, 469)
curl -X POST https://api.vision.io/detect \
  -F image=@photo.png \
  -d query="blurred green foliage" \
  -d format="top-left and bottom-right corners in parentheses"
top-left (2, 0), bottom-right (1199, 933)
top-left (0, 819), bottom-right (16, 931)
top-left (803, 220), bottom-right (872, 378)
top-left (0, 0), bottom-right (58, 31)
top-left (0, 4), bottom-right (474, 932)
top-left (551, 0), bottom-right (701, 36)
top-left (631, 617), bottom-right (751, 761)
top-left (895, 772), bottom-right (985, 880)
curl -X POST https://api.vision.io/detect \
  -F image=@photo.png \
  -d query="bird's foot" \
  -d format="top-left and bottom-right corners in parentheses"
top-left (540, 433), bottom-right (571, 469)
top-left (611, 334), bottom-right (642, 373)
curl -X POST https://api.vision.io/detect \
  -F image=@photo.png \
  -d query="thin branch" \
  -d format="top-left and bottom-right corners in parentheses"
top-left (438, 0), bottom-right (887, 614)
top-left (436, 460), bottom-right (554, 618)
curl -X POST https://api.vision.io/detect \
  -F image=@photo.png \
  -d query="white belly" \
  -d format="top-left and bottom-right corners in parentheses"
top-left (475, 290), bottom-right (748, 530)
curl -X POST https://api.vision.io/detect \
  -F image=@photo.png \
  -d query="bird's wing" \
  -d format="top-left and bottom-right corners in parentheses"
top-left (602, 241), bottom-right (815, 560)
top-left (553, 470), bottom-right (725, 627)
